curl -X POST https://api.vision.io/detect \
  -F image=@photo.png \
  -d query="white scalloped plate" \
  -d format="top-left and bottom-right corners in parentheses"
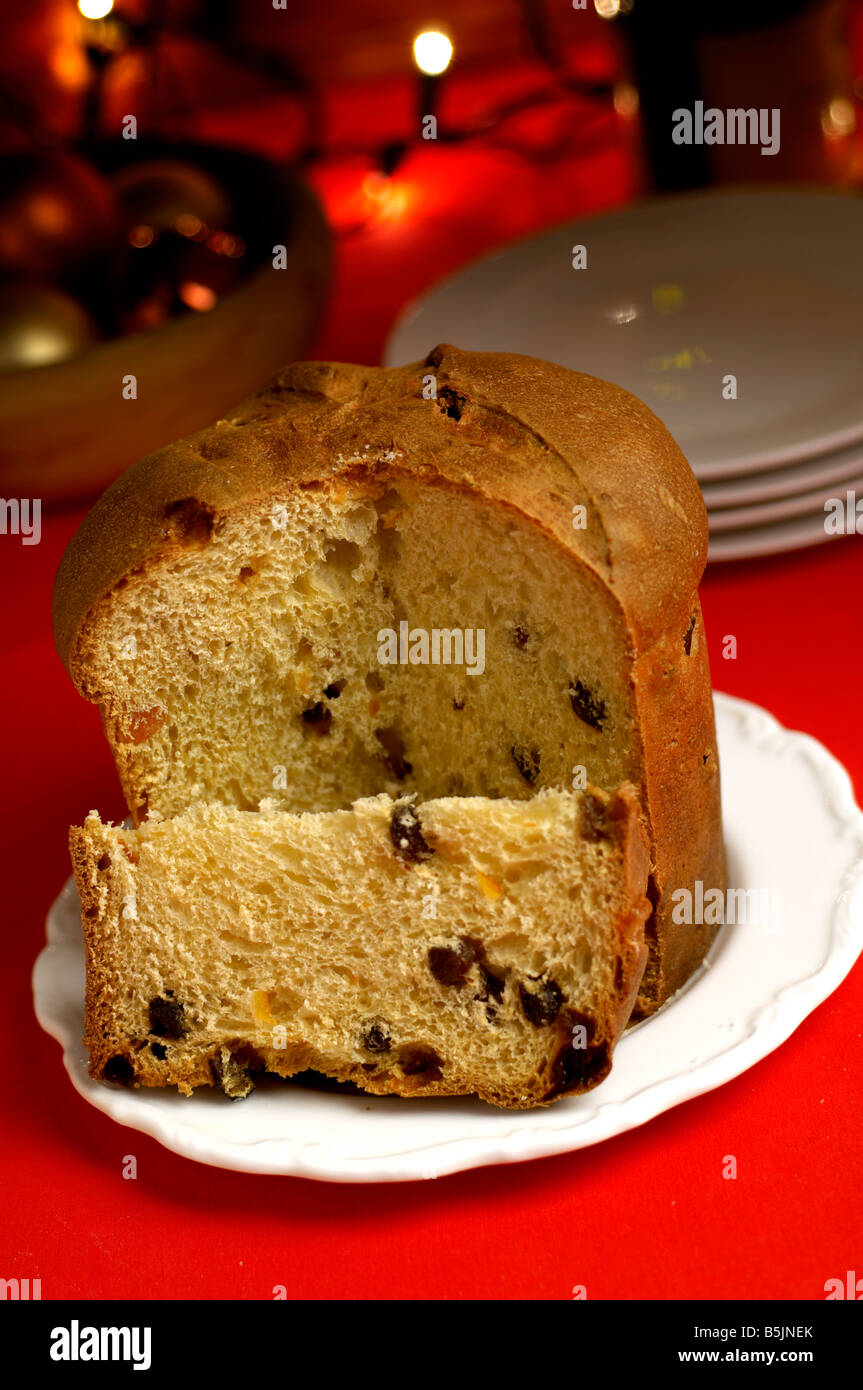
top-left (33, 693), bottom-right (863, 1182)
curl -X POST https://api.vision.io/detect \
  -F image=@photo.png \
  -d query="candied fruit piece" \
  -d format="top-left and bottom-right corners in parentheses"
top-left (569, 679), bottom-right (605, 731)
top-left (390, 801), bottom-right (433, 862)
top-left (478, 965), bottom-right (506, 1004)
top-left (211, 1045), bottom-right (260, 1100)
top-left (360, 1020), bottom-right (392, 1053)
top-left (476, 870), bottom-right (503, 901)
top-left (251, 990), bottom-right (275, 1028)
top-left (438, 386), bottom-right (466, 421)
top-left (519, 978), bottom-right (564, 1027)
top-left (547, 1011), bottom-right (608, 1096)
top-left (580, 792), bottom-right (616, 843)
top-left (122, 707), bottom-right (165, 745)
top-left (428, 937), bottom-right (482, 987)
top-left (103, 1055), bottom-right (134, 1084)
top-left (148, 994), bottom-right (185, 1040)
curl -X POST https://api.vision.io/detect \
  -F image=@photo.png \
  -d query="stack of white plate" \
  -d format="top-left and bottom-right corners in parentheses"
top-left (384, 190), bottom-right (863, 562)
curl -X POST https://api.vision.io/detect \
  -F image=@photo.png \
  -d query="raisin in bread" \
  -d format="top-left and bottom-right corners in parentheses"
top-left (53, 344), bottom-right (727, 1016)
top-left (70, 786), bottom-right (650, 1108)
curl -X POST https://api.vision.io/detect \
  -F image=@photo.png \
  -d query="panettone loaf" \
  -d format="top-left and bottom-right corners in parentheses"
top-left (54, 344), bottom-right (727, 1016)
top-left (70, 785), bottom-right (650, 1108)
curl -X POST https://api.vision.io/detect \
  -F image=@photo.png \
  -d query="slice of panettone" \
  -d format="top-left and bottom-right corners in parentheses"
top-left (71, 785), bottom-right (650, 1109)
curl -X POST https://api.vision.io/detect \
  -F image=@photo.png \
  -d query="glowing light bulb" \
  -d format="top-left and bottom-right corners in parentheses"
top-left (595, 0), bottom-right (633, 16)
top-left (78, 0), bottom-right (114, 18)
top-left (413, 32), bottom-right (453, 76)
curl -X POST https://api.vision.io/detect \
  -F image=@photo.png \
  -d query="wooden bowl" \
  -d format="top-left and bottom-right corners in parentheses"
top-left (0, 143), bottom-right (331, 501)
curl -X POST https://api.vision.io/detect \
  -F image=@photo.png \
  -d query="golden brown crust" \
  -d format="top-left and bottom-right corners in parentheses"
top-left (57, 345), bottom-right (725, 1013)
top-left (631, 598), bottom-right (727, 1011)
top-left (53, 345), bottom-right (706, 673)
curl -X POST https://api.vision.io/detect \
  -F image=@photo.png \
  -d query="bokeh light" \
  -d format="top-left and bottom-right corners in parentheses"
top-left (78, 0), bottom-right (114, 19)
top-left (413, 32), bottom-right (453, 76)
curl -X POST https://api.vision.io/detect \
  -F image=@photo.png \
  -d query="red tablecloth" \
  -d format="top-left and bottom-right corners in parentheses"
top-left (6, 515), bottom-right (862, 1301)
top-left (3, 93), bottom-right (862, 1300)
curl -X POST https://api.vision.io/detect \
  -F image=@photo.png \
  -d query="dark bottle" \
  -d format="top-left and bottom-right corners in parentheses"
top-left (619, 0), bottom-right (856, 190)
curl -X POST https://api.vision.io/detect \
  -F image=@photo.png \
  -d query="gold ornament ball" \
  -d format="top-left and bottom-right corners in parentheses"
top-left (0, 151), bottom-right (119, 280)
top-left (0, 284), bottom-right (98, 372)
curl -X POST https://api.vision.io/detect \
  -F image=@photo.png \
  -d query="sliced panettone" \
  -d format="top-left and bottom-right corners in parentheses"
top-left (70, 785), bottom-right (651, 1109)
top-left (53, 345), bottom-right (727, 1017)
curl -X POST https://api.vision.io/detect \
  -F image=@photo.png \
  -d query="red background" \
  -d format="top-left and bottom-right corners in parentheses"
top-left (6, 516), bottom-right (862, 1301)
top-left (2, 10), bottom-right (863, 1302)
